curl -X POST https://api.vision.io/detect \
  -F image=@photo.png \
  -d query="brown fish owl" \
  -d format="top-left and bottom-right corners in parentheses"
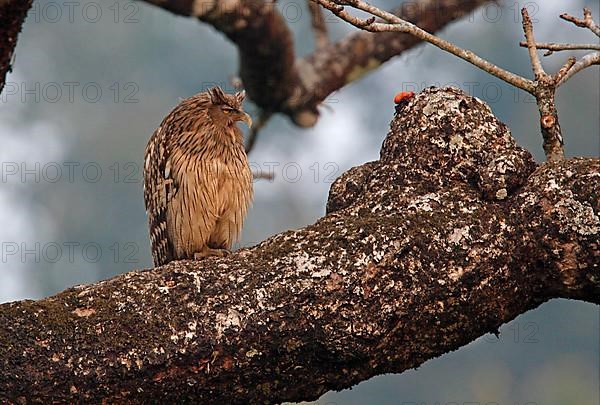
top-left (143, 87), bottom-right (253, 266)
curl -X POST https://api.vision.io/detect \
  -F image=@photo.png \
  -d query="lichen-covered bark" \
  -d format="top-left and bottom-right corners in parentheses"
top-left (140, 0), bottom-right (490, 126)
top-left (0, 88), bottom-right (598, 404)
top-left (0, 0), bottom-right (33, 94)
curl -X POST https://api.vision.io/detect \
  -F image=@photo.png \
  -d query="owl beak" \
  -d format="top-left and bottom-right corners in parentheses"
top-left (239, 112), bottom-right (253, 129)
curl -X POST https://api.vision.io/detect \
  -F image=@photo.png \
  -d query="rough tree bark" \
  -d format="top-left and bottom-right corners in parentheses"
top-left (0, 88), bottom-right (598, 403)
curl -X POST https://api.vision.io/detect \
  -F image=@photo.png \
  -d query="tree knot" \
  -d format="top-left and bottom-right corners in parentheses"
top-left (380, 86), bottom-right (537, 200)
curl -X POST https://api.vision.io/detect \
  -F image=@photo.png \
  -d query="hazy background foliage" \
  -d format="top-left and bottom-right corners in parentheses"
top-left (0, 0), bottom-right (598, 403)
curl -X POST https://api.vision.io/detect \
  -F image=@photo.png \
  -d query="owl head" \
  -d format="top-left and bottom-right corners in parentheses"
top-left (207, 86), bottom-right (252, 129)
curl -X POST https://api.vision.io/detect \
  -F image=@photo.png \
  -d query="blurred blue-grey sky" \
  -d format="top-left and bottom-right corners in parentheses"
top-left (1, 0), bottom-right (598, 403)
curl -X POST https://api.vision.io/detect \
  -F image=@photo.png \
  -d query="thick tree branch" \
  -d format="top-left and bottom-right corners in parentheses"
top-left (1, 88), bottom-right (598, 404)
top-left (0, 0), bottom-right (33, 94)
top-left (142, 0), bottom-right (301, 122)
top-left (139, 0), bottom-right (491, 126)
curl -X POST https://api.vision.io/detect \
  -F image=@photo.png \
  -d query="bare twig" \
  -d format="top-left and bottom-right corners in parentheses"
top-left (308, 1), bottom-right (330, 51)
top-left (519, 41), bottom-right (600, 55)
top-left (314, 0), bottom-right (535, 92)
top-left (521, 8), bottom-right (545, 80)
top-left (561, 7), bottom-right (600, 37)
top-left (245, 110), bottom-right (273, 154)
top-left (552, 8), bottom-right (600, 86)
top-left (558, 52), bottom-right (600, 86)
top-left (553, 57), bottom-right (577, 83)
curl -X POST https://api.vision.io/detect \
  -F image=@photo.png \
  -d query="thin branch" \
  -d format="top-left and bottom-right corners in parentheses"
top-left (553, 56), bottom-right (576, 83)
top-left (519, 41), bottom-right (600, 56)
top-left (549, 8), bottom-right (600, 86)
top-left (322, 0), bottom-right (376, 28)
top-left (558, 52), bottom-right (600, 86)
top-left (561, 7), bottom-right (600, 37)
top-left (314, 0), bottom-right (535, 92)
top-left (308, 1), bottom-right (329, 51)
top-left (521, 8), bottom-right (545, 80)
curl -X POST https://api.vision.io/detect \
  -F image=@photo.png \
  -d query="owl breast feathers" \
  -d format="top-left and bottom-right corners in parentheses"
top-left (143, 87), bottom-right (253, 266)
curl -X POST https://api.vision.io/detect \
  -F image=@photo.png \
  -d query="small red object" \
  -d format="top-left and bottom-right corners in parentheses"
top-left (394, 91), bottom-right (415, 104)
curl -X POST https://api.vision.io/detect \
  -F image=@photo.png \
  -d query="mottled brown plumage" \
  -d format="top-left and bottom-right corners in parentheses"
top-left (143, 87), bottom-right (253, 266)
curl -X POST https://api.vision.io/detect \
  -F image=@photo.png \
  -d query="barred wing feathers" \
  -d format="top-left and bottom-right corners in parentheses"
top-left (143, 125), bottom-right (177, 266)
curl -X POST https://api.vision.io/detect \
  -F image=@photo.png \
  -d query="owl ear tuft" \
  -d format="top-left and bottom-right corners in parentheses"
top-left (235, 90), bottom-right (246, 104)
top-left (208, 86), bottom-right (227, 105)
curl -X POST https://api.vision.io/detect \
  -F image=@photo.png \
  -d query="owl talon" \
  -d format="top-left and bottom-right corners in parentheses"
top-left (213, 248), bottom-right (231, 257)
top-left (194, 248), bottom-right (231, 260)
